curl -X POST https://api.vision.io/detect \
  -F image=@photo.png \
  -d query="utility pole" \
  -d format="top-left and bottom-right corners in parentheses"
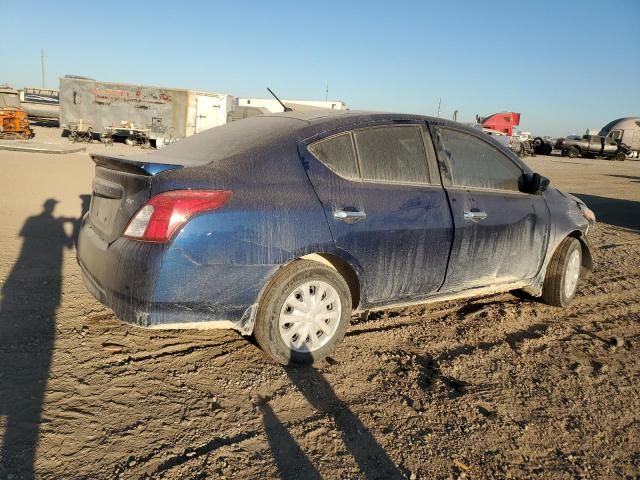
top-left (325, 83), bottom-right (329, 101)
top-left (41, 49), bottom-right (45, 88)
top-left (437, 97), bottom-right (442, 118)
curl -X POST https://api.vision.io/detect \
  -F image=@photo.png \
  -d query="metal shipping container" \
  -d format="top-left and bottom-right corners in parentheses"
top-left (59, 76), bottom-right (235, 142)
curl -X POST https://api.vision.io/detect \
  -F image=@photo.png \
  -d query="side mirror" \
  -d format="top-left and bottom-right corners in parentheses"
top-left (519, 172), bottom-right (550, 194)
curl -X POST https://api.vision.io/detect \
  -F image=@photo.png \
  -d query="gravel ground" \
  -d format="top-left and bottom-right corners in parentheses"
top-left (0, 127), bottom-right (638, 479)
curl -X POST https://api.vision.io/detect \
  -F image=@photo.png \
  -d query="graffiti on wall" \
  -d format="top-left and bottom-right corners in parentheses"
top-left (92, 88), bottom-right (172, 106)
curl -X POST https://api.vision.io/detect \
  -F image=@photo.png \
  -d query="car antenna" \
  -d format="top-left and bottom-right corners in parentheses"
top-left (267, 87), bottom-right (292, 112)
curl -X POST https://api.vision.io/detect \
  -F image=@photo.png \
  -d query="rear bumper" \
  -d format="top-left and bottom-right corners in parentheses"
top-left (77, 221), bottom-right (279, 334)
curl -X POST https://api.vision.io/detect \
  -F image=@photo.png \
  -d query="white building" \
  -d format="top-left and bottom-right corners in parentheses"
top-left (238, 98), bottom-right (348, 113)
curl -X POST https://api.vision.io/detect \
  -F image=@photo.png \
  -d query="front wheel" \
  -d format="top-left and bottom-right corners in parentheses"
top-left (614, 151), bottom-right (626, 161)
top-left (566, 146), bottom-right (580, 158)
top-left (542, 237), bottom-right (582, 307)
top-left (254, 260), bottom-right (352, 365)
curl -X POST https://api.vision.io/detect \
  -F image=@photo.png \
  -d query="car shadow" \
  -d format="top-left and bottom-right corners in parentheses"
top-left (570, 193), bottom-right (640, 231)
top-left (606, 174), bottom-right (640, 183)
top-left (0, 199), bottom-right (77, 478)
top-left (259, 365), bottom-right (403, 479)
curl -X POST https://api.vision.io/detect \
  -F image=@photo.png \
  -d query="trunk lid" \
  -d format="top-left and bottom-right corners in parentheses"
top-left (88, 154), bottom-right (181, 244)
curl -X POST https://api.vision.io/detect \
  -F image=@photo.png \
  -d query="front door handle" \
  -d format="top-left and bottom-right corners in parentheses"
top-left (334, 209), bottom-right (367, 224)
top-left (463, 210), bottom-right (488, 222)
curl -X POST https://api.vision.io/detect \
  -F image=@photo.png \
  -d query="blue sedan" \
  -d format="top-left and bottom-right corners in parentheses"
top-left (77, 111), bottom-right (595, 364)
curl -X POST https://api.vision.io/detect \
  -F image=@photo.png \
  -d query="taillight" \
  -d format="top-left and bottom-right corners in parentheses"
top-left (123, 190), bottom-right (232, 242)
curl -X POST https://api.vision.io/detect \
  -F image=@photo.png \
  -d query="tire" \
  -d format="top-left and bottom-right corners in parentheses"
top-left (542, 144), bottom-right (552, 156)
top-left (566, 146), bottom-right (579, 158)
top-left (533, 137), bottom-right (544, 148)
top-left (253, 260), bottom-right (352, 365)
top-left (125, 136), bottom-right (137, 146)
top-left (542, 237), bottom-right (582, 307)
top-left (614, 151), bottom-right (626, 161)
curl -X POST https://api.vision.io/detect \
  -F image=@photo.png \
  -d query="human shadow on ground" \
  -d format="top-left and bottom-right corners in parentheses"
top-left (570, 193), bottom-right (640, 231)
top-left (73, 194), bottom-right (91, 247)
top-left (0, 199), bottom-right (77, 478)
top-left (257, 399), bottom-right (321, 480)
top-left (259, 366), bottom-right (403, 480)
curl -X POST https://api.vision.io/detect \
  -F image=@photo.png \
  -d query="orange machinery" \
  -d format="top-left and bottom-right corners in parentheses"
top-left (0, 86), bottom-right (35, 139)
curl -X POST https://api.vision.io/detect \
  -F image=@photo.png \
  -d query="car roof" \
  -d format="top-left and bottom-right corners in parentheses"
top-left (137, 110), bottom-right (499, 169)
top-left (261, 109), bottom-right (439, 128)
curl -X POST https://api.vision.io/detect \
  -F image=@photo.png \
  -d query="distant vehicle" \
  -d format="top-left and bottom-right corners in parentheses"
top-left (597, 117), bottom-right (640, 158)
top-left (482, 127), bottom-right (512, 148)
top-left (478, 112), bottom-right (520, 136)
top-left (531, 137), bottom-right (554, 156)
top-left (556, 134), bottom-right (630, 161)
top-left (77, 111), bottom-right (594, 364)
top-left (0, 86), bottom-right (34, 139)
top-left (556, 117), bottom-right (640, 160)
top-left (507, 132), bottom-right (553, 157)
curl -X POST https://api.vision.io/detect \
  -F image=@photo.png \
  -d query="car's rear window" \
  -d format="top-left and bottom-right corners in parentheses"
top-left (307, 124), bottom-right (431, 185)
top-left (308, 132), bottom-right (359, 179)
top-left (354, 125), bottom-right (429, 184)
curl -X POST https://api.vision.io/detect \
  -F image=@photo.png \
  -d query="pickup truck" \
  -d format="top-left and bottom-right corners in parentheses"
top-left (555, 134), bottom-right (630, 161)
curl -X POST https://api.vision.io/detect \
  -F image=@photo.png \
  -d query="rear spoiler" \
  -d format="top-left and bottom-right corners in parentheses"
top-left (91, 154), bottom-right (183, 176)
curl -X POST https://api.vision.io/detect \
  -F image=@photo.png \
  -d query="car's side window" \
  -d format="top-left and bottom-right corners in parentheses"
top-left (439, 128), bottom-right (522, 191)
top-left (308, 132), bottom-right (359, 179)
top-left (353, 125), bottom-right (430, 184)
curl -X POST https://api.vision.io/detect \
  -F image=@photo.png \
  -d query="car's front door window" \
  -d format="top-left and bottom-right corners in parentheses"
top-left (439, 128), bottom-right (522, 191)
top-left (432, 125), bottom-right (549, 292)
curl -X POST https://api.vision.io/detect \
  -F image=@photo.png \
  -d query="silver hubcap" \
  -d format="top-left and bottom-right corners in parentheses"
top-left (564, 249), bottom-right (581, 298)
top-left (278, 281), bottom-right (342, 353)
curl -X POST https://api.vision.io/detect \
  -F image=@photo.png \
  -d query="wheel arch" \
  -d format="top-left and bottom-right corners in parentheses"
top-left (567, 230), bottom-right (593, 275)
top-left (299, 253), bottom-right (363, 310)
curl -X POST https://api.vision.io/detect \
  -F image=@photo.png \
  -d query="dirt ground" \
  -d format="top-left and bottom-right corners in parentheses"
top-left (0, 127), bottom-right (639, 480)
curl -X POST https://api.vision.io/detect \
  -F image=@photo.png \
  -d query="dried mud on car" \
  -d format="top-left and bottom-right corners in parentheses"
top-left (0, 147), bottom-right (638, 479)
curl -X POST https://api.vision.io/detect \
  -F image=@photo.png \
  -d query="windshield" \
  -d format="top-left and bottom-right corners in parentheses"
top-left (0, 92), bottom-right (21, 108)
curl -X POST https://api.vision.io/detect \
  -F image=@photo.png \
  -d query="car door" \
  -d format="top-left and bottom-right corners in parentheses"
top-left (429, 123), bottom-right (550, 292)
top-left (300, 122), bottom-right (454, 305)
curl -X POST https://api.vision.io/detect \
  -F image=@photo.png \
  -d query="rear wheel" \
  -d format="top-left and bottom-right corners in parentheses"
top-left (254, 260), bottom-right (352, 365)
top-left (614, 151), bottom-right (626, 161)
top-left (542, 237), bottom-right (582, 307)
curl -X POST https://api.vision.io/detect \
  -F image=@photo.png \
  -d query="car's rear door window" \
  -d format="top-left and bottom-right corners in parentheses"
top-left (307, 132), bottom-right (359, 179)
top-left (353, 125), bottom-right (429, 184)
top-left (439, 128), bottom-right (522, 191)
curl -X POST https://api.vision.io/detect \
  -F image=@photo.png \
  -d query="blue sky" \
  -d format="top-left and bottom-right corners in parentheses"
top-left (1, 0), bottom-right (639, 136)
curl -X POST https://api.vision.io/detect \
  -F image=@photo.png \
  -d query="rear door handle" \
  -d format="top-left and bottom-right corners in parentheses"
top-left (463, 210), bottom-right (488, 222)
top-left (334, 209), bottom-right (367, 224)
